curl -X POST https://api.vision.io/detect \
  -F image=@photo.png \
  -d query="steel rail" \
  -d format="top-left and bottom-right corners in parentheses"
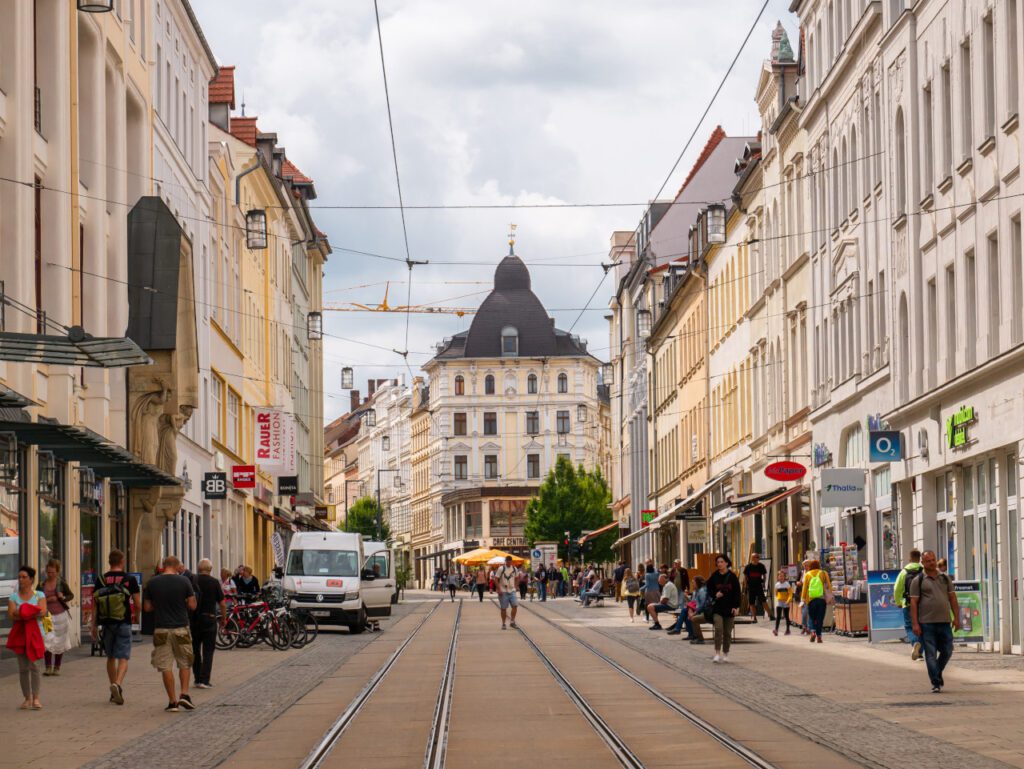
top-left (423, 599), bottom-right (462, 769)
top-left (298, 599), bottom-right (444, 769)
top-left (523, 604), bottom-right (778, 769)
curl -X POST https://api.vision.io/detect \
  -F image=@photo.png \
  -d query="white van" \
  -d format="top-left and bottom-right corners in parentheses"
top-left (0, 537), bottom-right (19, 599)
top-left (362, 540), bottom-right (396, 616)
top-left (283, 532), bottom-right (392, 632)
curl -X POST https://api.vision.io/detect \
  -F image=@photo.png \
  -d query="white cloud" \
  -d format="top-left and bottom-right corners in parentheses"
top-left (192, 0), bottom-right (797, 422)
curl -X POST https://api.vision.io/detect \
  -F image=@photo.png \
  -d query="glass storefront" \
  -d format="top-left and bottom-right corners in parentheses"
top-left (489, 499), bottom-right (526, 537)
top-left (38, 460), bottom-right (66, 568)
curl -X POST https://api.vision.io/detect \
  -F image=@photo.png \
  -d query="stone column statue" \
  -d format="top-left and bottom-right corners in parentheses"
top-left (129, 385), bottom-right (169, 466)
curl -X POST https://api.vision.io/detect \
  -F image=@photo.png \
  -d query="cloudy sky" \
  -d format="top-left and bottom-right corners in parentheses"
top-left (192, 0), bottom-right (796, 423)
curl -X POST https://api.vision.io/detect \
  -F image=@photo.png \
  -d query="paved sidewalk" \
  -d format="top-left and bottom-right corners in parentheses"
top-left (537, 598), bottom-right (1024, 768)
top-left (0, 602), bottom-right (416, 769)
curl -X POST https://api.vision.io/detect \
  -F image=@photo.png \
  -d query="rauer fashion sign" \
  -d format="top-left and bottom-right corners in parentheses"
top-left (820, 468), bottom-right (866, 507)
top-left (254, 408), bottom-right (297, 476)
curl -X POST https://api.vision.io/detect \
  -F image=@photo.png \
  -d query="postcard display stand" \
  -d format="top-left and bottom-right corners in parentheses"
top-left (823, 545), bottom-right (868, 636)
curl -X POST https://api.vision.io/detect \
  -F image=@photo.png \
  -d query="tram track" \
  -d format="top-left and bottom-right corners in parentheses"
top-left (298, 598), bottom-right (462, 769)
top-left (509, 600), bottom-right (779, 769)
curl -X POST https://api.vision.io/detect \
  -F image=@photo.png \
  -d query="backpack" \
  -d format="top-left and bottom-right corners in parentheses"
top-left (806, 571), bottom-right (825, 600)
top-left (899, 567), bottom-right (923, 606)
top-left (95, 576), bottom-right (133, 627)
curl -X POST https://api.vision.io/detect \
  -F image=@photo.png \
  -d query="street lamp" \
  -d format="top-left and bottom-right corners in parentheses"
top-left (306, 311), bottom-right (323, 341)
top-left (341, 367), bottom-right (354, 389)
top-left (362, 408), bottom-right (376, 428)
top-left (245, 209), bottom-right (268, 250)
top-left (637, 308), bottom-right (652, 339)
top-left (0, 433), bottom-right (17, 484)
top-left (707, 203), bottom-right (727, 244)
top-left (77, 0), bottom-right (114, 11)
top-left (77, 467), bottom-right (99, 512)
top-left (601, 362), bottom-right (613, 386)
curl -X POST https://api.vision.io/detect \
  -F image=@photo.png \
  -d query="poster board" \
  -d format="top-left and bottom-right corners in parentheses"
top-left (953, 581), bottom-right (985, 643)
top-left (867, 570), bottom-right (904, 642)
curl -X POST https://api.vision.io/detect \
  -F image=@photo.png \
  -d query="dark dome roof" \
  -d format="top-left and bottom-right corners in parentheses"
top-left (432, 254), bottom-right (588, 360)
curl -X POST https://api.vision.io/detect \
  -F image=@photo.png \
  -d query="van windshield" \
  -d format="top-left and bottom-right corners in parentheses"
top-left (287, 549), bottom-right (359, 577)
top-left (0, 552), bottom-right (19, 582)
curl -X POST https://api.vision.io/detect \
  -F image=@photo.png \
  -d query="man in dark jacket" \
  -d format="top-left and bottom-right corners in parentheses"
top-left (190, 559), bottom-right (226, 690)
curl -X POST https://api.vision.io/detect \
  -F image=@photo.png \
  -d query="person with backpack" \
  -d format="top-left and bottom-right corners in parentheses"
top-left (909, 550), bottom-right (962, 693)
top-left (90, 549), bottom-right (140, 705)
top-left (191, 559), bottom-right (225, 689)
top-left (894, 549), bottom-right (925, 661)
top-left (799, 559), bottom-right (832, 643)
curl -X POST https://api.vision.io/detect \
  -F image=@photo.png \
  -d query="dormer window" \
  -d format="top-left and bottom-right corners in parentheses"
top-left (501, 326), bottom-right (518, 357)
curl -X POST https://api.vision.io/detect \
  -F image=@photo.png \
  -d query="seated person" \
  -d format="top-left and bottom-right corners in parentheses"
top-left (581, 575), bottom-right (604, 606)
top-left (666, 575), bottom-right (708, 642)
top-left (646, 574), bottom-right (679, 629)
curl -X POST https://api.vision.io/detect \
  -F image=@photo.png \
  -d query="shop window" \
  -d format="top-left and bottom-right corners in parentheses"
top-left (490, 498), bottom-right (526, 536)
top-left (962, 467), bottom-right (974, 510)
top-left (464, 501), bottom-right (482, 538)
top-left (483, 412), bottom-right (497, 436)
top-left (37, 457), bottom-right (65, 567)
top-left (1008, 454), bottom-right (1018, 498)
top-left (977, 462), bottom-right (988, 505)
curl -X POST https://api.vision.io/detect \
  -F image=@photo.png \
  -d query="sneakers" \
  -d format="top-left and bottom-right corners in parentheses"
top-left (931, 685), bottom-right (942, 693)
top-left (110, 683), bottom-right (124, 705)
top-left (720, 654), bottom-right (729, 663)
top-left (772, 629), bottom-right (778, 636)
top-left (165, 702), bottom-right (179, 713)
top-left (784, 629), bottom-right (791, 635)
top-left (648, 623), bottom-right (662, 630)
top-left (666, 629), bottom-right (681, 636)
top-left (912, 642), bottom-right (923, 660)
top-left (509, 621), bottom-right (518, 629)
top-left (43, 667), bottom-right (54, 677)
top-left (712, 654), bottom-right (721, 663)
top-left (690, 638), bottom-right (705, 645)
top-left (177, 694), bottom-right (195, 710)
top-left (501, 623), bottom-right (507, 630)
top-left (195, 683), bottom-right (211, 690)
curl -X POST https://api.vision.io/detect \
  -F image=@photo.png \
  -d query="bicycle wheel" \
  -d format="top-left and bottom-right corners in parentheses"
top-left (217, 616), bottom-right (241, 650)
top-left (287, 613), bottom-right (308, 649)
top-left (263, 614), bottom-right (292, 650)
top-left (297, 609), bottom-right (318, 645)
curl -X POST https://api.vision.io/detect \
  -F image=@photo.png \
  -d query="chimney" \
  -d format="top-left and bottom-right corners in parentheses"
top-left (350, 390), bottom-right (360, 413)
top-left (367, 379), bottom-right (377, 398)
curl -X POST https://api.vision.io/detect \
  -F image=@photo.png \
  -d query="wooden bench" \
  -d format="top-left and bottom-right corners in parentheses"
top-left (576, 593), bottom-right (614, 606)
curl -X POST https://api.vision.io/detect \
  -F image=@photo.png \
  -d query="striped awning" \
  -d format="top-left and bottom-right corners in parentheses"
top-left (577, 520), bottom-right (621, 546)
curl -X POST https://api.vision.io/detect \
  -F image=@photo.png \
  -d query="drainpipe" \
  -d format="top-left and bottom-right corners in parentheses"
top-left (235, 162), bottom-right (260, 206)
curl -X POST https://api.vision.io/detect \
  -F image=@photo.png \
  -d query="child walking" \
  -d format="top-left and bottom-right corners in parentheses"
top-left (772, 570), bottom-right (793, 636)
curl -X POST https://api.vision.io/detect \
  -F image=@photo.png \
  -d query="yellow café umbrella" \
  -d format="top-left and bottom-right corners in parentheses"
top-left (452, 547), bottom-right (492, 566)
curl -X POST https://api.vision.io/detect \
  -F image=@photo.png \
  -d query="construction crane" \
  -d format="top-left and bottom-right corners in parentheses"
top-left (322, 282), bottom-right (479, 317)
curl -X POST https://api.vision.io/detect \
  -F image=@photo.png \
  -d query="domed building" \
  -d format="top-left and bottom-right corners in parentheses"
top-left (411, 246), bottom-right (610, 574)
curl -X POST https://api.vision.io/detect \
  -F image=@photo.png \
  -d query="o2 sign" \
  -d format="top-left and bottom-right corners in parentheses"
top-left (764, 461), bottom-right (807, 482)
top-left (869, 431), bottom-right (903, 462)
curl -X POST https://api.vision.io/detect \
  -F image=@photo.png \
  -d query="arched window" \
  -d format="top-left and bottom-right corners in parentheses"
top-left (454, 375), bottom-right (465, 396)
top-left (484, 375), bottom-right (495, 395)
top-left (501, 326), bottom-right (518, 357)
top-left (557, 373), bottom-right (568, 393)
top-left (894, 108), bottom-right (907, 216)
top-left (527, 373), bottom-right (538, 394)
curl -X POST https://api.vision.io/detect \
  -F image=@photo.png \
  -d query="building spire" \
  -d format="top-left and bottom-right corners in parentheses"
top-left (508, 223), bottom-right (517, 256)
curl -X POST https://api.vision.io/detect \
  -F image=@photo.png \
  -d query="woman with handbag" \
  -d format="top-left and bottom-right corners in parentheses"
top-left (621, 568), bottom-right (641, 622)
top-left (39, 558), bottom-right (74, 675)
top-left (704, 555), bottom-right (741, 663)
top-left (7, 565), bottom-right (47, 710)
top-left (799, 559), bottom-right (833, 643)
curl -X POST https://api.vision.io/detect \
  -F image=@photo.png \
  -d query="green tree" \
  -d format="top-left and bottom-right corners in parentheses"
top-left (524, 456), bottom-right (614, 564)
top-left (343, 496), bottom-right (392, 541)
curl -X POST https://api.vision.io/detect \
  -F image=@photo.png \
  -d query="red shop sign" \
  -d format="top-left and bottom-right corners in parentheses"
top-left (232, 465), bottom-right (256, 489)
top-left (764, 461), bottom-right (807, 482)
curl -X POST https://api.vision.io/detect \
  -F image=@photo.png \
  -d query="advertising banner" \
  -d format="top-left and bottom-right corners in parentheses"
top-left (202, 472), bottom-right (227, 500)
top-left (869, 431), bottom-right (903, 462)
top-left (821, 468), bottom-right (866, 507)
top-left (953, 581), bottom-right (985, 643)
top-left (271, 532), bottom-right (286, 568)
top-left (278, 476), bottom-right (299, 495)
top-left (254, 408), bottom-right (297, 475)
top-left (867, 570), bottom-right (904, 642)
top-left (232, 465), bottom-right (256, 489)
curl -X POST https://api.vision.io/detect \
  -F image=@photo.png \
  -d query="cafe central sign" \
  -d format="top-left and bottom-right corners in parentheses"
top-left (946, 405), bottom-right (977, 450)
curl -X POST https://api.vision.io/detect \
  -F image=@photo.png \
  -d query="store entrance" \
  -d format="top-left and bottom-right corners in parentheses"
top-left (1009, 507), bottom-right (1021, 653)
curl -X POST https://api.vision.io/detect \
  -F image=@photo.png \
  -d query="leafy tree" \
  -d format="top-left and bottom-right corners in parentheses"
top-left (525, 456), bottom-right (614, 564)
top-left (344, 496), bottom-right (392, 541)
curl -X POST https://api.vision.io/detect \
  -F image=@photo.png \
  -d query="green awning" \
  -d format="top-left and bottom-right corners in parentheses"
top-left (0, 417), bottom-right (179, 487)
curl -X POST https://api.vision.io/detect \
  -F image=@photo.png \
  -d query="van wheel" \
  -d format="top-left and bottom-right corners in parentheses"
top-left (349, 607), bottom-right (367, 634)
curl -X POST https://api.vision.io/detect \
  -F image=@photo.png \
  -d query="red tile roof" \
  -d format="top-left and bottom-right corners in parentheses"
top-left (676, 125), bottom-right (727, 197)
top-left (229, 116), bottom-right (258, 146)
top-left (280, 158), bottom-right (313, 185)
top-left (209, 65), bottom-right (235, 108)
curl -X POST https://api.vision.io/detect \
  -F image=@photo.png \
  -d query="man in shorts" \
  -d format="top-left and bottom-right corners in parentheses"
top-left (494, 556), bottom-right (520, 630)
top-left (143, 556), bottom-right (197, 712)
top-left (90, 549), bottom-right (140, 705)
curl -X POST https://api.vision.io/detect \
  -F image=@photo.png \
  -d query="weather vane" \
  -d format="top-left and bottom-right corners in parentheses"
top-left (508, 223), bottom-right (517, 255)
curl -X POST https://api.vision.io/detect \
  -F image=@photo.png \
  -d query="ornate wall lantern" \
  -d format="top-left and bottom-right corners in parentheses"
top-left (362, 409), bottom-right (376, 428)
top-left (577, 404), bottom-right (588, 423)
top-left (78, 467), bottom-right (99, 511)
top-left (601, 363), bottom-right (613, 386)
top-left (245, 209), bottom-right (268, 250)
top-left (37, 451), bottom-right (57, 496)
top-left (637, 308), bottom-right (652, 339)
top-left (306, 311), bottom-right (323, 340)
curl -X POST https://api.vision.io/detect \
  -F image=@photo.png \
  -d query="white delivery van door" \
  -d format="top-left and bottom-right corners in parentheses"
top-left (362, 550), bottom-right (394, 617)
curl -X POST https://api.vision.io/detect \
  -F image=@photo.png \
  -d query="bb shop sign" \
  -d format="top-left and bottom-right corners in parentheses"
top-left (820, 468), bottom-right (866, 508)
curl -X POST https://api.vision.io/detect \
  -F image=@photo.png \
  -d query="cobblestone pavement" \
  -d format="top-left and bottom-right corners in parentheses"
top-left (0, 600), bottom-right (423, 769)
top-left (531, 597), bottom-right (1024, 769)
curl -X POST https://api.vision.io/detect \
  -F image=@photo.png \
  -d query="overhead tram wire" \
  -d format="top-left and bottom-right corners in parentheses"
top-left (567, 0), bottom-right (771, 334)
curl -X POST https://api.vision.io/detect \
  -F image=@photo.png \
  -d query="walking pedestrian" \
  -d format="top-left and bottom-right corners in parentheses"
top-left (641, 563), bottom-right (659, 623)
top-left (191, 559), bottom-right (226, 690)
top-left (705, 555), bottom-right (741, 662)
top-left (910, 550), bottom-right (961, 693)
top-left (494, 556), bottom-right (520, 630)
top-left (446, 570), bottom-right (460, 601)
top-left (894, 549), bottom-right (925, 660)
top-left (535, 564), bottom-right (548, 602)
top-left (800, 558), bottom-right (832, 643)
top-left (742, 552), bottom-right (768, 622)
top-left (6, 566), bottom-right (46, 710)
top-left (474, 567), bottom-right (487, 602)
top-left (91, 549), bottom-right (140, 705)
top-left (559, 563), bottom-right (569, 597)
top-left (646, 574), bottom-right (679, 629)
top-left (39, 559), bottom-right (73, 675)
top-left (621, 568), bottom-right (641, 622)
top-left (518, 567), bottom-right (531, 600)
top-left (772, 570), bottom-right (793, 636)
top-left (144, 556), bottom-right (197, 712)
top-left (612, 561), bottom-right (626, 602)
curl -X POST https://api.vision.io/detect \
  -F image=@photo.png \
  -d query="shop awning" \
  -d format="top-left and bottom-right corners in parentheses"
top-left (713, 485), bottom-right (804, 525)
top-left (0, 330), bottom-right (152, 368)
top-left (415, 547), bottom-right (461, 562)
top-left (611, 527), bottom-right (651, 549)
top-left (0, 417), bottom-right (179, 487)
top-left (648, 470), bottom-right (732, 529)
top-left (0, 385), bottom-right (36, 409)
top-left (578, 520), bottom-right (621, 545)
